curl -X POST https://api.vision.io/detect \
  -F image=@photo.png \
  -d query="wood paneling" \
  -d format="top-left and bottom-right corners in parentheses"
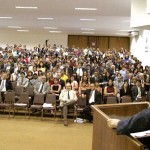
top-left (109, 37), bottom-right (130, 51)
top-left (68, 35), bottom-right (130, 51)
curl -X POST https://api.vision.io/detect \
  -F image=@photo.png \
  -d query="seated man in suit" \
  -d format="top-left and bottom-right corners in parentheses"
top-left (81, 83), bottom-right (102, 122)
top-left (0, 72), bottom-right (13, 102)
top-left (131, 79), bottom-right (145, 101)
top-left (59, 82), bottom-right (78, 126)
top-left (107, 107), bottom-right (150, 149)
top-left (34, 76), bottom-right (50, 95)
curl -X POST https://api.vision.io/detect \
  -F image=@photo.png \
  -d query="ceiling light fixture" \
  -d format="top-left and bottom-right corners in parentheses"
top-left (82, 32), bottom-right (94, 34)
top-left (75, 8), bottom-right (98, 11)
top-left (37, 18), bottom-right (54, 20)
top-left (0, 17), bottom-right (12, 19)
top-left (81, 28), bottom-right (95, 31)
top-left (16, 6), bottom-right (38, 9)
top-left (80, 19), bottom-right (96, 21)
top-left (44, 27), bottom-right (58, 29)
top-left (8, 26), bottom-right (22, 29)
top-left (17, 30), bottom-right (29, 32)
top-left (49, 31), bottom-right (62, 33)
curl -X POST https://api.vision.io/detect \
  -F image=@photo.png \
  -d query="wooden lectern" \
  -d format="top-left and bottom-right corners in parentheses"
top-left (91, 102), bottom-right (150, 150)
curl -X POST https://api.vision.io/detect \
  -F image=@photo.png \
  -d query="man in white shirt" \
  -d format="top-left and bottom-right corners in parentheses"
top-left (59, 82), bottom-right (78, 126)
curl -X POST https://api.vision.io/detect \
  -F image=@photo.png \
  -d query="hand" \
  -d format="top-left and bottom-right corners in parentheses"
top-left (107, 119), bottom-right (120, 129)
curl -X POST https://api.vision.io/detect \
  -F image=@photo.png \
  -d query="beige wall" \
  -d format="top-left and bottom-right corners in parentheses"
top-left (130, 30), bottom-right (150, 67)
top-left (0, 32), bottom-right (68, 49)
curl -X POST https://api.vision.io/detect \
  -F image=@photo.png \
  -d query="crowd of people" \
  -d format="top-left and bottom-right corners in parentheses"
top-left (0, 43), bottom-right (150, 125)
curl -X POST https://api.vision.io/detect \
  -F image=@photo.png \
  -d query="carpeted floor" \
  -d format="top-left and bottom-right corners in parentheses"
top-left (0, 116), bottom-right (93, 150)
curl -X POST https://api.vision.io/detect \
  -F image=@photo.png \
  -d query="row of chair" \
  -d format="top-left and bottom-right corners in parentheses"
top-left (0, 91), bottom-right (57, 119)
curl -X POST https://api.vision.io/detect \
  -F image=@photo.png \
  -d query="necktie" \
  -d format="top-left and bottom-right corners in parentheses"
top-left (89, 90), bottom-right (93, 99)
top-left (68, 91), bottom-right (70, 99)
top-left (40, 83), bottom-right (44, 93)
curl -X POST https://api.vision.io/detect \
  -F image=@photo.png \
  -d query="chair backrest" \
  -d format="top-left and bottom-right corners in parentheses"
top-left (33, 94), bottom-right (44, 105)
top-left (45, 94), bottom-right (56, 105)
top-left (19, 92), bottom-right (29, 104)
top-left (15, 86), bottom-right (24, 96)
top-left (106, 96), bottom-right (118, 104)
top-left (5, 91), bottom-right (15, 103)
top-left (25, 86), bottom-right (34, 96)
top-left (11, 81), bottom-right (17, 90)
top-left (77, 96), bottom-right (86, 107)
top-left (136, 97), bottom-right (146, 102)
top-left (121, 96), bottom-right (132, 103)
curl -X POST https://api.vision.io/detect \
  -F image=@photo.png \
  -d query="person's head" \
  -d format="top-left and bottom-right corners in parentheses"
top-left (21, 72), bottom-right (25, 78)
top-left (40, 76), bottom-right (46, 83)
top-left (90, 83), bottom-right (95, 91)
top-left (53, 78), bottom-right (59, 84)
top-left (33, 66), bottom-right (37, 71)
top-left (94, 71), bottom-right (98, 77)
top-left (70, 75), bottom-right (75, 81)
top-left (117, 76), bottom-right (122, 82)
top-left (38, 70), bottom-right (43, 76)
top-left (27, 71), bottom-right (33, 76)
top-left (108, 79), bottom-right (113, 86)
top-left (33, 73), bottom-right (38, 79)
top-left (82, 75), bottom-right (88, 82)
top-left (1, 72), bottom-right (7, 80)
top-left (66, 82), bottom-right (71, 91)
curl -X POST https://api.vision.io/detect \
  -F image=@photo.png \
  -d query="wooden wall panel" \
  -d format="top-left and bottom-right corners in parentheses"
top-left (99, 37), bottom-right (109, 52)
top-left (109, 37), bottom-right (130, 51)
top-left (68, 35), bottom-right (130, 51)
top-left (68, 35), bottom-right (79, 48)
top-left (78, 36), bottom-right (88, 49)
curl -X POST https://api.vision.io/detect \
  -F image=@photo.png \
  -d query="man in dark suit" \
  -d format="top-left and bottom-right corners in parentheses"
top-left (90, 71), bottom-right (100, 83)
top-left (81, 83), bottom-right (102, 122)
top-left (131, 79), bottom-right (145, 101)
top-left (107, 107), bottom-right (150, 149)
top-left (0, 72), bottom-right (13, 102)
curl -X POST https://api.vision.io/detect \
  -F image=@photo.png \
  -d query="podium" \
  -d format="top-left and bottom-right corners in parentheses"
top-left (91, 102), bottom-right (150, 150)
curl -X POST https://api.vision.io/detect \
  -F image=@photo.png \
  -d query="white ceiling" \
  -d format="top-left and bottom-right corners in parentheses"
top-left (0, 0), bottom-right (136, 36)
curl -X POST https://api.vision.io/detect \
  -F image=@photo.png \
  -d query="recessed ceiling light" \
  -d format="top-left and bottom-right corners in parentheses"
top-left (8, 26), bottom-right (22, 29)
top-left (80, 19), bottom-right (96, 21)
top-left (82, 32), bottom-right (95, 34)
top-left (37, 18), bottom-right (54, 20)
top-left (16, 6), bottom-right (38, 9)
top-left (81, 28), bottom-right (95, 31)
top-left (49, 31), bottom-right (62, 33)
top-left (116, 33), bottom-right (129, 35)
top-left (119, 30), bottom-right (131, 32)
top-left (17, 30), bottom-right (29, 32)
top-left (75, 8), bottom-right (98, 11)
top-left (0, 17), bottom-right (13, 19)
top-left (44, 27), bottom-right (58, 29)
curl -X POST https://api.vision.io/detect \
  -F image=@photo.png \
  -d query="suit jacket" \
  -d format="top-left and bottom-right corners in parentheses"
top-left (117, 107), bottom-right (150, 135)
top-left (59, 89), bottom-right (78, 106)
top-left (34, 81), bottom-right (50, 94)
top-left (84, 89), bottom-right (101, 105)
top-left (0, 79), bottom-right (13, 91)
top-left (131, 86), bottom-right (145, 101)
top-left (17, 77), bottom-right (29, 88)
